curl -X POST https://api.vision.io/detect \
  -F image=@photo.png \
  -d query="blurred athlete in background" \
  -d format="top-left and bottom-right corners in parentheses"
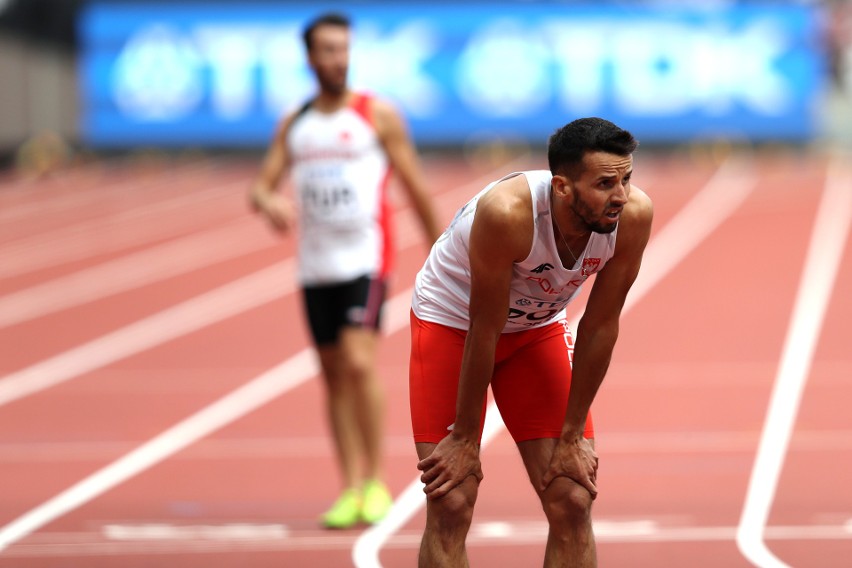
top-left (250, 12), bottom-right (442, 529)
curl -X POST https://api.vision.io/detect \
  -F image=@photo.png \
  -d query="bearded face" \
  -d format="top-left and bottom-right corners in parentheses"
top-left (567, 152), bottom-right (633, 234)
top-left (308, 25), bottom-right (350, 95)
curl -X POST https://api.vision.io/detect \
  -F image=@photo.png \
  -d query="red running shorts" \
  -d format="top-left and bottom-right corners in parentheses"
top-left (409, 311), bottom-right (594, 444)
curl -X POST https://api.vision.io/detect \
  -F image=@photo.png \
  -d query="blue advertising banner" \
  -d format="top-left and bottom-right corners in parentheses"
top-left (78, 2), bottom-right (827, 147)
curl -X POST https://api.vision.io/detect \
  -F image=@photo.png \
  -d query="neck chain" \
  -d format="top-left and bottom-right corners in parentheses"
top-left (551, 192), bottom-right (584, 266)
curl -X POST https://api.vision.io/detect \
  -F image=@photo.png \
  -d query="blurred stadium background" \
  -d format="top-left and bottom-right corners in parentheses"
top-left (0, 0), bottom-right (850, 171)
top-left (2, 3), bottom-right (852, 566)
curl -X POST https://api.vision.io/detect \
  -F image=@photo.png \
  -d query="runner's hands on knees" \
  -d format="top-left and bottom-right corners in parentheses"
top-left (417, 433), bottom-right (483, 499)
top-left (540, 437), bottom-right (599, 498)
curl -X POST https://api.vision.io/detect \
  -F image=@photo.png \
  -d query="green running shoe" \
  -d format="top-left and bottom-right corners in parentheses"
top-left (321, 488), bottom-right (362, 529)
top-left (360, 479), bottom-right (393, 524)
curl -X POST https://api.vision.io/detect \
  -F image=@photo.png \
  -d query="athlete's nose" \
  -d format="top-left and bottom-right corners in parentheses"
top-left (612, 181), bottom-right (628, 204)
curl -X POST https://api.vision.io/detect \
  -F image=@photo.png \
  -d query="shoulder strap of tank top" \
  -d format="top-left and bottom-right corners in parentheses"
top-left (350, 92), bottom-right (373, 126)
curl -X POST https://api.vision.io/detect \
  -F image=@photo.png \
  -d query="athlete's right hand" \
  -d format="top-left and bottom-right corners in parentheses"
top-left (417, 433), bottom-right (483, 500)
top-left (256, 194), bottom-right (296, 233)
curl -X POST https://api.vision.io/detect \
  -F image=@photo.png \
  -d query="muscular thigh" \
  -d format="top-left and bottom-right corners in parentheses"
top-left (409, 313), bottom-right (487, 444)
top-left (491, 321), bottom-right (593, 443)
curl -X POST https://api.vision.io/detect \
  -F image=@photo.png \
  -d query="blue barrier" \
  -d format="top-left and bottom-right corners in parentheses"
top-left (78, 2), bottom-right (826, 147)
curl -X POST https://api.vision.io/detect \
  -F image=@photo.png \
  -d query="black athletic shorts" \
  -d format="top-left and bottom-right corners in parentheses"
top-left (302, 275), bottom-right (387, 346)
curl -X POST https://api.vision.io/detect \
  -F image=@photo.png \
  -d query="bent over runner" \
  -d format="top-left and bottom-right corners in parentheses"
top-left (410, 117), bottom-right (654, 567)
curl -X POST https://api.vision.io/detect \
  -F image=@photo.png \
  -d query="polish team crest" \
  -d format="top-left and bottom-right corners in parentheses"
top-left (581, 258), bottom-right (601, 277)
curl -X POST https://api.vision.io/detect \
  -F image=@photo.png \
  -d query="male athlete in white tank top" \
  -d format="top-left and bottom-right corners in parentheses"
top-left (410, 117), bottom-right (654, 568)
top-left (288, 92), bottom-right (394, 285)
top-left (249, 13), bottom-right (441, 531)
top-left (413, 170), bottom-right (617, 332)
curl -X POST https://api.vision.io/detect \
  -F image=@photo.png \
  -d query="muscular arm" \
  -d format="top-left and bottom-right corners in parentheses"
top-left (542, 187), bottom-right (654, 494)
top-left (454, 180), bottom-right (533, 440)
top-left (249, 114), bottom-right (296, 232)
top-left (418, 175), bottom-right (533, 498)
top-left (372, 99), bottom-right (443, 244)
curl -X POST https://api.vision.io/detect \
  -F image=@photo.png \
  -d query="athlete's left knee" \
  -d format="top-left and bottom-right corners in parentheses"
top-left (540, 477), bottom-right (594, 528)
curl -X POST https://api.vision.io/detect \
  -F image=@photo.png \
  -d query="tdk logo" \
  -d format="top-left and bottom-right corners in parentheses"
top-left (107, 14), bottom-right (809, 122)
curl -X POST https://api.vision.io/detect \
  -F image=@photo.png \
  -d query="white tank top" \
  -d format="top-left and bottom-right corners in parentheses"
top-left (287, 93), bottom-right (393, 285)
top-left (412, 170), bottom-right (617, 332)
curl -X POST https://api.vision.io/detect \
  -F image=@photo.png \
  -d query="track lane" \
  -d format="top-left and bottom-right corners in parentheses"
top-left (0, 155), bottom-right (531, 559)
top-left (1, 152), bottom-right (849, 567)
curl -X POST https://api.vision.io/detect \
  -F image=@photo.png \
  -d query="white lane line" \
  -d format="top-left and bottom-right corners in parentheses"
top-left (736, 156), bottom-right (852, 568)
top-left (0, 349), bottom-right (317, 552)
top-left (353, 154), bottom-right (760, 568)
top-left (0, 157), bottom-right (529, 406)
top-left (0, 156), bottom-right (518, 280)
top-left (0, 285), bottom-right (412, 553)
top-left (0, 178), bottom-right (247, 280)
top-left (5, 521), bottom-right (852, 558)
top-left (0, 260), bottom-right (295, 408)
top-left (623, 154), bottom-right (758, 313)
top-left (0, 160), bottom-right (530, 551)
top-left (0, 159), bottom-right (502, 328)
top-left (102, 523), bottom-right (290, 541)
top-left (0, 218), bottom-right (275, 328)
top-left (6, 428), bottom-right (852, 463)
top-left (0, 159), bottom-right (216, 225)
top-left (0, 155), bottom-right (522, 327)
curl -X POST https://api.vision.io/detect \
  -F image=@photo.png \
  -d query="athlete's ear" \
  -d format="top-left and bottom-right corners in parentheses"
top-left (551, 174), bottom-right (572, 197)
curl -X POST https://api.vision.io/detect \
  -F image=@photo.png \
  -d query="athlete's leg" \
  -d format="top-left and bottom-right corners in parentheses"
top-left (410, 314), bottom-right (481, 566)
top-left (336, 276), bottom-right (394, 522)
top-left (337, 325), bottom-right (384, 481)
top-left (416, 442), bottom-right (479, 568)
top-left (304, 281), bottom-right (374, 527)
top-left (316, 342), bottom-right (364, 491)
top-left (318, 323), bottom-right (391, 525)
top-left (517, 438), bottom-right (597, 568)
top-left (316, 275), bottom-right (392, 524)
top-left (491, 321), bottom-right (596, 565)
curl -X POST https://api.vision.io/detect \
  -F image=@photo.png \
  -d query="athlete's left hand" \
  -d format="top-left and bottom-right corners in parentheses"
top-left (540, 436), bottom-right (599, 498)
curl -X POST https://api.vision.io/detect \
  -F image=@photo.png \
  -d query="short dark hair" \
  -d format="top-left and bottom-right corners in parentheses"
top-left (302, 12), bottom-right (350, 52)
top-left (547, 117), bottom-right (638, 179)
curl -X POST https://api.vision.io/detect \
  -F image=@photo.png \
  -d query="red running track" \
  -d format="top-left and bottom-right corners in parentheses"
top-left (0, 147), bottom-right (850, 567)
